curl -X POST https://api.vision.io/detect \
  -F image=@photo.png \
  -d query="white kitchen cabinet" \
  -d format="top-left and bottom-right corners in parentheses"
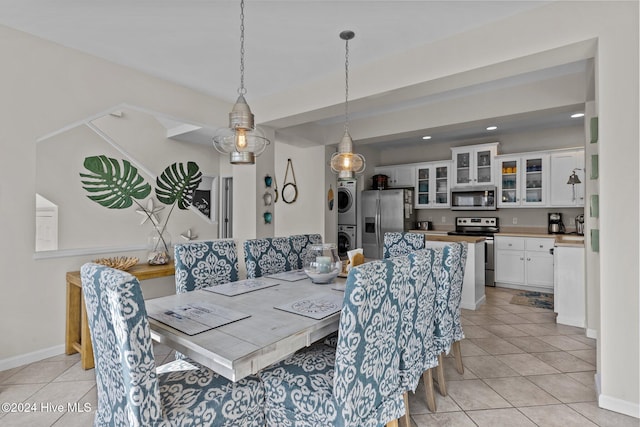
top-left (549, 149), bottom-right (585, 207)
top-left (554, 245), bottom-right (585, 327)
top-left (415, 161), bottom-right (451, 208)
top-left (496, 153), bottom-right (548, 207)
top-left (451, 142), bottom-right (499, 187)
top-left (495, 236), bottom-right (554, 291)
top-left (374, 165), bottom-right (416, 188)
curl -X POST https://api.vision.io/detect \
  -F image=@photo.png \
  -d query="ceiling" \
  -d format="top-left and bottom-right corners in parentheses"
top-left (1, 0), bottom-right (590, 148)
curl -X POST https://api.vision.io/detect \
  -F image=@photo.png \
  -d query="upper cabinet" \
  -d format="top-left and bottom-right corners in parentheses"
top-left (415, 161), bottom-right (451, 208)
top-left (451, 142), bottom-right (499, 187)
top-left (497, 153), bottom-right (549, 207)
top-left (549, 149), bottom-right (585, 207)
top-left (374, 165), bottom-right (416, 188)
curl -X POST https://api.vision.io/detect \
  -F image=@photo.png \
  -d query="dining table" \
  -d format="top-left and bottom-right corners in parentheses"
top-left (147, 271), bottom-right (346, 382)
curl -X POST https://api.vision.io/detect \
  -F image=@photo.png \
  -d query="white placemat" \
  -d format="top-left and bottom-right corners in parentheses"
top-left (265, 269), bottom-right (308, 282)
top-left (203, 279), bottom-right (278, 296)
top-left (149, 302), bottom-right (250, 335)
top-left (275, 292), bottom-right (344, 320)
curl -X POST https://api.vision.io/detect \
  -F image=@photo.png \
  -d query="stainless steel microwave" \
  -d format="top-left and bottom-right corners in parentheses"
top-left (451, 186), bottom-right (497, 210)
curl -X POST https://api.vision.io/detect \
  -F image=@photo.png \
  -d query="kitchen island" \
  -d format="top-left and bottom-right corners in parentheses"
top-left (410, 231), bottom-right (486, 310)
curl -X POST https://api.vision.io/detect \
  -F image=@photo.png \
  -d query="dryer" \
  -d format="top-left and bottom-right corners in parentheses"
top-left (337, 180), bottom-right (357, 225)
top-left (338, 224), bottom-right (357, 258)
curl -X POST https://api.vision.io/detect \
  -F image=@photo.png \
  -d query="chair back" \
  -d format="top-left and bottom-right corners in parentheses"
top-left (383, 232), bottom-right (426, 259)
top-left (174, 239), bottom-right (239, 294)
top-left (333, 258), bottom-right (407, 426)
top-left (289, 233), bottom-right (322, 269)
top-left (401, 248), bottom-right (440, 390)
top-left (432, 242), bottom-right (468, 354)
top-left (243, 237), bottom-right (295, 279)
top-left (81, 263), bottom-right (162, 426)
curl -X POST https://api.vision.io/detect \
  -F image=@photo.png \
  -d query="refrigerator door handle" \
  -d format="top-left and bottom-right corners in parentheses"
top-left (376, 198), bottom-right (381, 248)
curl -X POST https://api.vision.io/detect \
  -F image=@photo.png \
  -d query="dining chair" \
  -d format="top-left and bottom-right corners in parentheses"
top-left (428, 242), bottom-right (468, 397)
top-left (244, 236), bottom-right (295, 278)
top-left (80, 263), bottom-right (265, 427)
top-left (289, 233), bottom-right (323, 269)
top-left (383, 232), bottom-right (426, 259)
top-left (259, 258), bottom-right (409, 427)
top-left (174, 239), bottom-right (239, 293)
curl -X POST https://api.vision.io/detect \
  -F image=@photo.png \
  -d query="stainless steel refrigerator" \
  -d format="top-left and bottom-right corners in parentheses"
top-left (362, 188), bottom-right (416, 259)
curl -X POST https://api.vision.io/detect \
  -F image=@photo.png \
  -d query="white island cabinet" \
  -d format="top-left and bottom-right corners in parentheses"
top-left (554, 244), bottom-right (586, 327)
top-left (495, 236), bottom-right (554, 292)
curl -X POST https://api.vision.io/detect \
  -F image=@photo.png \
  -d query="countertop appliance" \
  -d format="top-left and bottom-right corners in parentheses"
top-left (362, 188), bottom-right (416, 259)
top-left (416, 220), bottom-right (433, 230)
top-left (371, 174), bottom-right (388, 190)
top-left (548, 212), bottom-right (565, 234)
top-left (448, 216), bottom-right (499, 286)
top-left (575, 214), bottom-right (584, 235)
top-left (451, 185), bottom-right (497, 210)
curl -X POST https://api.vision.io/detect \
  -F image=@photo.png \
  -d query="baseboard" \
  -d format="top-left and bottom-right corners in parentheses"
top-left (0, 344), bottom-right (65, 372)
top-left (599, 392), bottom-right (640, 419)
top-left (586, 328), bottom-right (598, 339)
top-left (461, 294), bottom-right (486, 311)
top-left (556, 314), bottom-right (585, 328)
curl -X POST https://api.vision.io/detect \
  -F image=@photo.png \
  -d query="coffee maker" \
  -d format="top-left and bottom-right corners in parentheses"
top-left (548, 212), bottom-right (565, 234)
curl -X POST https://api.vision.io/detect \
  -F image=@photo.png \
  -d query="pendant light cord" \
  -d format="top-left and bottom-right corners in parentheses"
top-left (344, 36), bottom-right (350, 132)
top-left (238, 0), bottom-right (246, 95)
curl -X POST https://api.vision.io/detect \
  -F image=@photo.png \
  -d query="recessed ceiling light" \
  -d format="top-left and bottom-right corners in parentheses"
top-left (571, 113), bottom-right (585, 118)
top-left (422, 136), bottom-right (432, 140)
top-left (486, 126), bottom-right (498, 131)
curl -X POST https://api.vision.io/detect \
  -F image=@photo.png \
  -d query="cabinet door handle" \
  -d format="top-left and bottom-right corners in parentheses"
top-left (508, 243), bottom-right (512, 247)
top-left (539, 245), bottom-right (543, 248)
top-left (527, 257), bottom-right (531, 261)
top-left (520, 257), bottom-right (524, 261)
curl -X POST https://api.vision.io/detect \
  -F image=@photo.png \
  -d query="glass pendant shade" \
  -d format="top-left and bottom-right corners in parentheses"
top-left (330, 130), bottom-right (365, 180)
top-left (213, 95), bottom-right (269, 164)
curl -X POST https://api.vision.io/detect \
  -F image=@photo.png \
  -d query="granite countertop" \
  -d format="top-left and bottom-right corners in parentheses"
top-left (426, 234), bottom-right (486, 244)
top-left (496, 228), bottom-right (584, 247)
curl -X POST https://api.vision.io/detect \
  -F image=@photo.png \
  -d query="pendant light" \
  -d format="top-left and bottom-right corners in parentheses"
top-left (213, 0), bottom-right (269, 165)
top-left (330, 30), bottom-right (366, 180)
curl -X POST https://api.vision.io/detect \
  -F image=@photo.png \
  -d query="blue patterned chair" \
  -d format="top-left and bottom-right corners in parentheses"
top-left (429, 242), bottom-right (468, 397)
top-left (244, 237), bottom-right (296, 279)
top-left (174, 239), bottom-right (239, 293)
top-left (289, 233), bottom-right (323, 269)
top-left (80, 263), bottom-right (264, 427)
top-left (259, 258), bottom-right (410, 427)
top-left (383, 232), bottom-right (426, 259)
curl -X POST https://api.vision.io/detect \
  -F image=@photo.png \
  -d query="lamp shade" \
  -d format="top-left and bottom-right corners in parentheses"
top-left (330, 130), bottom-right (365, 180)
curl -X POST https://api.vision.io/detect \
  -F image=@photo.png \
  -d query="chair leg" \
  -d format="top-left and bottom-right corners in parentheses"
top-left (385, 419), bottom-right (399, 427)
top-left (399, 391), bottom-right (411, 427)
top-left (422, 368), bottom-right (437, 413)
top-left (435, 353), bottom-right (447, 396)
top-left (452, 340), bottom-right (464, 374)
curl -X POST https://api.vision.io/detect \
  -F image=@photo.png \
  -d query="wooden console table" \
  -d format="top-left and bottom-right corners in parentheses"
top-left (66, 262), bottom-right (175, 369)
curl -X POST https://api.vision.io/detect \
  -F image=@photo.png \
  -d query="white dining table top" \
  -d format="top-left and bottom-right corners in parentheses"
top-left (147, 275), bottom-right (346, 382)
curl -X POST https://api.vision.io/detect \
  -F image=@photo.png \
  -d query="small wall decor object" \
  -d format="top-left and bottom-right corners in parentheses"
top-left (263, 211), bottom-right (272, 224)
top-left (263, 191), bottom-right (273, 206)
top-left (328, 185), bottom-right (334, 210)
top-left (590, 154), bottom-right (599, 179)
top-left (180, 229), bottom-right (198, 241)
top-left (92, 256), bottom-right (139, 271)
top-left (264, 175), bottom-right (273, 187)
top-left (590, 194), bottom-right (599, 218)
top-left (590, 117), bottom-right (598, 143)
top-left (136, 198), bottom-right (164, 225)
top-left (282, 158), bottom-right (298, 204)
top-left (591, 229), bottom-right (600, 252)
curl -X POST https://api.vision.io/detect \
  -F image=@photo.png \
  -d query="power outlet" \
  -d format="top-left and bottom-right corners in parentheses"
top-left (441, 216), bottom-right (447, 224)
top-left (512, 217), bottom-right (518, 225)
top-left (569, 217), bottom-right (575, 225)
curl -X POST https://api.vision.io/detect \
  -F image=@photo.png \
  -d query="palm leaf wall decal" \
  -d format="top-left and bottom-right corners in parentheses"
top-left (155, 161), bottom-right (202, 209)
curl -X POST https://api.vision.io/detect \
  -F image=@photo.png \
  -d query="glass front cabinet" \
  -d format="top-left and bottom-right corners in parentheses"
top-left (497, 154), bottom-right (548, 207)
top-left (451, 142), bottom-right (499, 187)
top-left (415, 161), bottom-right (451, 208)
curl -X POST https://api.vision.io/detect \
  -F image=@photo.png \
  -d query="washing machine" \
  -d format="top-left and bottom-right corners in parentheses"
top-left (337, 180), bottom-right (357, 225)
top-left (338, 224), bottom-right (357, 258)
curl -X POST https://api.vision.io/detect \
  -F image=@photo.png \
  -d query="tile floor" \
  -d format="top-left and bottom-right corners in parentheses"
top-left (1, 287), bottom-right (638, 426)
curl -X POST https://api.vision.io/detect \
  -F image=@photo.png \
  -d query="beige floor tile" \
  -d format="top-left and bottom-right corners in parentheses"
top-left (412, 411), bottom-right (477, 426)
top-left (490, 313), bottom-right (534, 324)
top-left (496, 353), bottom-right (559, 376)
top-left (533, 351), bottom-right (595, 373)
top-left (483, 324), bottom-right (531, 338)
top-left (460, 325), bottom-right (497, 339)
top-left (565, 371), bottom-right (596, 388)
top-left (469, 337), bottom-right (526, 355)
top-left (499, 304), bottom-right (542, 314)
top-left (2, 361), bottom-right (78, 385)
top-left (25, 380), bottom-right (96, 407)
top-left (517, 312), bottom-right (559, 323)
top-left (475, 305), bottom-right (511, 316)
top-left (458, 339), bottom-right (489, 357)
top-left (446, 379), bottom-right (511, 410)
top-left (52, 407), bottom-right (95, 427)
top-left (461, 314), bottom-right (502, 326)
top-left (52, 361), bottom-right (97, 383)
top-left (519, 404), bottom-right (599, 426)
top-left (565, 334), bottom-right (597, 348)
top-left (460, 316), bottom-right (476, 326)
top-left (483, 376), bottom-right (560, 406)
top-left (527, 374), bottom-right (597, 403)
top-left (504, 336), bottom-right (561, 353)
top-left (0, 366), bottom-right (28, 384)
top-left (539, 323), bottom-right (587, 335)
top-left (441, 355), bottom-right (478, 380)
top-left (42, 353), bottom-right (81, 363)
top-left (511, 323), bottom-right (564, 336)
top-left (0, 410), bottom-right (65, 426)
top-left (463, 356), bottom-right (520, 379)
top-left (0, 383), bottom-right (47, 407)
top-left (568, 402), bottom-right (640, 427)
top-left (536, 335), bottom-right (592, 351)
top-left (566, 349), bottom-right (596, 365)
top-left (409, 379), bottom-right (462, 415)
top-left (466, 407), bottom-right (538, 426)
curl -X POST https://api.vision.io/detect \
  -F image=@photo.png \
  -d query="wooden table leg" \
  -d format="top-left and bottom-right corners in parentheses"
top-left (65, 282), bottom-right (81, 355)
top-left (80, 292), bottom-right (94, 370)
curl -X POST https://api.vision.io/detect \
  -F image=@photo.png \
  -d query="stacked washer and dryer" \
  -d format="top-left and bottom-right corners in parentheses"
top-left (337, 180), bottom-right (357, 259)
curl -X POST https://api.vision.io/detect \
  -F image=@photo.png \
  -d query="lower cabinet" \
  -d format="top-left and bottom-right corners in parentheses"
top-left (495, 236), bottom-right (554, 291)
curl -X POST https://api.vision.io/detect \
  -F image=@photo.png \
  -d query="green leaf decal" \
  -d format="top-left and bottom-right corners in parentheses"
top-left (155, 161), bottom-right (202, 209)
top-left (80, 155), bottom-right (151, 209)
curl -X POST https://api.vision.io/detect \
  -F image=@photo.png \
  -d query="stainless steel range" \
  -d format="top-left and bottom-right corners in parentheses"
top-left (448, 217), bottom-right (499, 286)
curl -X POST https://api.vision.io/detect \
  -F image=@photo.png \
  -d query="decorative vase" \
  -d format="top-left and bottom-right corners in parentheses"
top-left (303, 243), bottom-right (342, 284)
top-left (147, 229), bottom-right (172, 265)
